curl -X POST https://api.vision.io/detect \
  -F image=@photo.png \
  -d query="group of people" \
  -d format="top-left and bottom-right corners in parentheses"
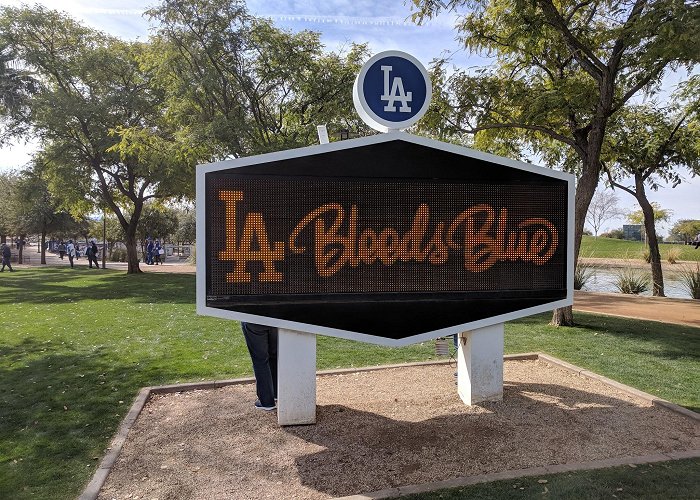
top-left (145, 238), bottom-right (164, 265)
top-left (55, 239), bottom-right (101, 269)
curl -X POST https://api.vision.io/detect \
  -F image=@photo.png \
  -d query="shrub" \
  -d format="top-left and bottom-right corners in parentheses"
top-left (614, 267), bottom-right (650, 294)
top-left (574, 262), bottom-right (595, 290)
top-left (666, 247), bottom-right (681, 264)
top-left (641, 248), bottom-right (651, 263)
top-left (678, 264), bottom-right (700, 299)
top-left (600, 228), bottom-right (625, 239)
top-left (110, 249), bottom-right (127, 262)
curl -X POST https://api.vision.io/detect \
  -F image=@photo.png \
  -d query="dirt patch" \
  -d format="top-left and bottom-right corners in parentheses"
top-left (98, 360), bottom-right (698, 499)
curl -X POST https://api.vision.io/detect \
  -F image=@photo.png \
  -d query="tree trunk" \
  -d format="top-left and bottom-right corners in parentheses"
top-left (18, 234), bottom-right (25, 264)
top-left (41, 231), bottom-right (47, 265)
top-left (635, 177), bottom-right (664, 296)
top-left (551, 305), bottom-right (574, 326)
top-left (125, 232), bottom-right (142, 274)
top-left (550, 154), bottom-right (601, 326)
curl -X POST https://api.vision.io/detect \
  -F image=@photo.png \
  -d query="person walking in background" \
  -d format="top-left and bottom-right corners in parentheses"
top-left (66, 240), bottom-right (76, 268)
top-left (153, 240), bottom-right (163, 265)
top-left (86, 240), bottom-right (99, 269)
top-left (90, 240), bottom-right (100, 268)
top-left (58, 241), bottom-right (66, 260)
top-left (1, 243), bottom-right (14, 272)
top-left (146, 238), bottom-right (154, 265)
top-left (241, 322), bottom-right (278, 411)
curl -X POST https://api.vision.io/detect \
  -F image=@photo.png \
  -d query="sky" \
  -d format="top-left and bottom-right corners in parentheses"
top-left (0, 0), bottom-right (697, 234)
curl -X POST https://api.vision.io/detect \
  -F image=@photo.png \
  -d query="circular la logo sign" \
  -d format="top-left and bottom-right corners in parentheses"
top-left (353, 50), bottom-right (432, 132)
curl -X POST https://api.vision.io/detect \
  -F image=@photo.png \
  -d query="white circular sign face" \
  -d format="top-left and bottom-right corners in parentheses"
top-left (353, 50), bottom-right (432, 133)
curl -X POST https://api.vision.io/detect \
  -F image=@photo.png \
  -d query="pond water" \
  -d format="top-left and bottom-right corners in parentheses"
top-left (581, 267), bottom-right (693, 299)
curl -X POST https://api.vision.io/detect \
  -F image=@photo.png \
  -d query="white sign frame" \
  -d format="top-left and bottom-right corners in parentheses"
top-left (352, 50), bottom-right (433, 132)
top-left (196, 132), bottom-right (575, 347)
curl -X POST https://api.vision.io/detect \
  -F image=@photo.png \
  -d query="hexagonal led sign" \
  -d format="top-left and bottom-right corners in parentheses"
top-left (196, 133), bottom-right (574, 346)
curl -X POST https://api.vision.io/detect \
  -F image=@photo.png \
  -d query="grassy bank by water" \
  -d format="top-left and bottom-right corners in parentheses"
top-left (580, 235), bottom-right (700, 261)
top-left (1, 268), bottom-right (698, 499)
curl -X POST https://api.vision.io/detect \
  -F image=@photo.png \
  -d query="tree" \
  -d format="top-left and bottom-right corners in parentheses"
top-left (603, 96), bottom-right (699, 296)
top-left (174, 208), bottom-right (196, 244)
top-left (11, 162), bottom-right (79, 264)
top-left (412, 0), bottom-right (699, 325)
top-left (145, 0), bottom-right (370, 160)
top-left (1, 6), bottom-right (197, 273)
top-left (586, 191), bottom-right (622, 238)
top-left (0, 43), bottom-right (36, 143)
top-left (136, 202), bottom-right (179, 245)
top-left (0, 171), bottom-right (18, 244)
top-left (627, 202), bottom-right (673, 227)
top-left (670, 220), bottom-right (700, 243)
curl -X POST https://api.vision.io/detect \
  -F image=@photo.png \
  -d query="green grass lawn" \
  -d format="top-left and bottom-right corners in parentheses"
top-left (398, 458), bottom-right (700, 500)
top-left (580, 235), bottom-right (700, 261)
top-left (0, 268), bottom-right (698, 499)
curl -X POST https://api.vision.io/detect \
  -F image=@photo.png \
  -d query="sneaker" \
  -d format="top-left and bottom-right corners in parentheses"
top-left (254, 400), bottom-right (276, 411)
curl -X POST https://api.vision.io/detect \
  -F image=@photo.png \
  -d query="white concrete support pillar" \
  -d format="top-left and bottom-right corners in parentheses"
top-left (277, 329), bottom-right (317, 426)
top-left (457, 323), bottom-right (504, 405)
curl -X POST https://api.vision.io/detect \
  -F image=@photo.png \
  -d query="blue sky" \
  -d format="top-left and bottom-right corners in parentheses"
top-left (1, 0), bottom-right (697, 232)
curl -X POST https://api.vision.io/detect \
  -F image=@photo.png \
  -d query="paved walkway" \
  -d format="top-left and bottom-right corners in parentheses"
top-left (574, 290), bottom-right (699, 328)
top-left (16, 243), bottom-right (194, 273)
top-left (13, 244), bottom-right (699, 328)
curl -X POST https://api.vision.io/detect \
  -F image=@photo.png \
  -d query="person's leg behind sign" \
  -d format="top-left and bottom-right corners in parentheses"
top-left (241, 322), bottom-right (278, 410)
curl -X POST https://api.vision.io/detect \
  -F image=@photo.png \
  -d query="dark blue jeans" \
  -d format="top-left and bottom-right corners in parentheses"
top-left (242, 323), bottom-right (278, 406)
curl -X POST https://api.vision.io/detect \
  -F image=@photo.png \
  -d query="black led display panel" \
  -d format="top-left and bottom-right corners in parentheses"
top-left (203, 138), bottom-right (570, 340)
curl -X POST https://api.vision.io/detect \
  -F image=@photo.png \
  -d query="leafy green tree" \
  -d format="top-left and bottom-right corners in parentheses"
top-left (0, 6), bottom-right (196, 273)
top-left (174, 208), bottom-right (196, 244)
top-left (0, 43), bottom-right (36, 143)
top-left (627, 203), bottom-right (673, 227)
top-left (11, 162), bottom-right (81, 264)
top-left (145, 0), bottom-right (369, 159)
top-left (670, 220), bottom-right (700, 243)
top-left (0, 171), bottom-right (18, 244)
top-left (604, 94), bottom-right (699, 296)
top-left (136, 203), bottom-right (179, 245)
top-left (412, 0), bottom-right (699, 324)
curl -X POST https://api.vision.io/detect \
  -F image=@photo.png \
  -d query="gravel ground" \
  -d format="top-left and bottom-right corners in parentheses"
top-left (98, 360), bottom-right (699, 500)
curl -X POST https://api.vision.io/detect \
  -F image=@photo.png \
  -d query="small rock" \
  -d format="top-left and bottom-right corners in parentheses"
top-left (538, 479), bottom-right (548, 484)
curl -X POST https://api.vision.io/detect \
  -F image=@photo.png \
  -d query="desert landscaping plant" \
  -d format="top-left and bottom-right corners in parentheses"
top-left (614, 267), bottom-right (651, 294)
top-left (667, 246), bottom-right (681, 264)
top-left (574, 262), bottom-right (595, 290)
top-left (678, 264), bottom-right (700, 299)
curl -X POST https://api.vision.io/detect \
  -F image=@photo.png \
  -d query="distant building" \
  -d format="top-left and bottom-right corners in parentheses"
top-left (623, 224), bottom-right (644, 241)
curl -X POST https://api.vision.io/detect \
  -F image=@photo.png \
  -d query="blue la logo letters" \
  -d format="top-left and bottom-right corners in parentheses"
top-left (353, 50), bottom-right (432, 132)
top-left (381, 65), bottom-right (412, 113)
